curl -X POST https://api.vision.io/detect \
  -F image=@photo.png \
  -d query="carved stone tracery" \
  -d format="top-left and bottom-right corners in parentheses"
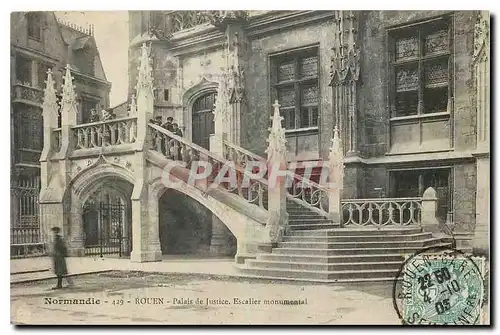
top-left (330, 11), bottom-right (360, 156)
top-left (473, 12), bottom-right (490, 63)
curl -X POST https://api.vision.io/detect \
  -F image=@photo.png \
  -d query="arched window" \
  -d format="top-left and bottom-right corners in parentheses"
top-left (191, 92), bottom-right (216, 150)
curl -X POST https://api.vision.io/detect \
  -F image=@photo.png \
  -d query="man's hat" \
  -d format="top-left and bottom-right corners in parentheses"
top-left (167, 116), bottom-right (174, 121)
top-left (155, 116), bottom-right (162, 120)
top-left (51, 227), bottom-right (61, 233)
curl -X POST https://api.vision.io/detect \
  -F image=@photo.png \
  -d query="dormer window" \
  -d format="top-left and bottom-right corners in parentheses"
top-left (27, 12), bottom-right (42, 41)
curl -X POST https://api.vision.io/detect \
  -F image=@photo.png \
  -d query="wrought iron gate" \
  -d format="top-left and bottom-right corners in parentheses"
top-left (84, 202), bottom-right (129, 257)
top-left (10, 175), bottom-right (45, 258)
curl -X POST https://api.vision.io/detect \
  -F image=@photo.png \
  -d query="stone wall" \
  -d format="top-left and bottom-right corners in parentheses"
top-left (246, 18), bottom-right (336, 158)
top-left (159, 189), bottom-right (213, 255)
top-left (358, 11), bottom-right (477, 156)
top-left (453, 162), bottom-right (477, 233)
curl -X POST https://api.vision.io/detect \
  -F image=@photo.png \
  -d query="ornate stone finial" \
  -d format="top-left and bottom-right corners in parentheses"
top-left (330, 11), bottom-right (360, 86)
top-left (42, 68), bottom-right (58, 122)
top-left (208, 10), bottom-right (249, 29)
top-left (129, 94), bottom-right (137, 116)
top-left (265, 100), bottom-right (287, 162)
top-left (136, 43), bottom-right (154, 93)
top-left (473, 11), bottom-right (490, 63)
top-left (328, 126), bottom-right (344, 188)
top-left (61, 65), bottom-right (77, 109)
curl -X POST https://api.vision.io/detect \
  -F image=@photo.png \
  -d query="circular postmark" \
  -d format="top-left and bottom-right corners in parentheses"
top-left (392, 246), bottom-right (486, 325)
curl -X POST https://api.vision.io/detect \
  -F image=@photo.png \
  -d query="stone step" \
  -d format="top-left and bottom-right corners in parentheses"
top-left (287, 226), bottom-right (422, 236)
top-left (288, 223), bottom-right (341, 230)
top-left (282, 232), bottom-right (433, 242)
top-left (286, 208), bottom-right (320, 213)
top-left (240, 267), bottom-right (401, 280)
top-left (277, 238), bottom-right (442, 249)
top-left (289, 219), bottom-right (333, 224)
top-left (246, 259), bottom-right (403, 271)
top-left (258, 253), bottom-right (405, 264)
top-left (271, 243), bottom-right (451, 256)
top-left (287, 213), bottom-right (327, 218)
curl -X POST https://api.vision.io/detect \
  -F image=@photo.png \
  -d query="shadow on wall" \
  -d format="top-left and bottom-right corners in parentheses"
top-left (158, 189), bottom-right (236, 257)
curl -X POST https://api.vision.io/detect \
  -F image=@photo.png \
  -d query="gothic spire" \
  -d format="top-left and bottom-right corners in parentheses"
top-left (136, 43), bottom-right (154, 95)
top-left (61, 65), bottom-right (77, 109)
top-left (42, 68), bottom-right (58, 125)
top-left (265, 100), bottom-right (287, 162)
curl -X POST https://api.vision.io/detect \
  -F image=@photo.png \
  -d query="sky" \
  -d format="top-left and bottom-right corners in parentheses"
top-left (55, 11), bottom-right (129, 106)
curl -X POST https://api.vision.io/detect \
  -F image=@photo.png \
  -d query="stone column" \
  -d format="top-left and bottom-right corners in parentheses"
top-left (472, 11), bottom-right (490, 256)
top-left (130, 43), bottom-right (162, 263)
top-left (39, 66), bottom-right (77, 252)
top-left (327, 126), bottom-right (344, 222)
top-left (211, 45), bottom-right (231, 156)
top-left (130, 181), bottom-right (162, 262)
top-left (135, 43), bottom-right (155, 150)
top-left (260, 101), bottom-right (288, 251)
top-left (330, 11), bottom-right (361, 157)
top-left (210, 11), bottom-right (249, 146)
top-left (226, 24), bottom-right (247, 145)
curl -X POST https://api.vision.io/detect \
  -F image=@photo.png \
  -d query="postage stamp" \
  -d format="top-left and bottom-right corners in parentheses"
top-left (393, 246), bottom-right (487, 325)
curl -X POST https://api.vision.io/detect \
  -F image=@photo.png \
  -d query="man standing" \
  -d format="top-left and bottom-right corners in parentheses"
top-left (172, 123), bottom-right (184, 160)
top-left (51, 227), bottom-right (72, 289)
top-left (161, 116), bottom-right (174, 132)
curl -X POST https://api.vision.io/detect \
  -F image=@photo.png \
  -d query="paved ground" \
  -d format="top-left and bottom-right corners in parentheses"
top-left (11, 256), bottom-right (240, 283)
top-left (11, 271), bottom-right (400, 325)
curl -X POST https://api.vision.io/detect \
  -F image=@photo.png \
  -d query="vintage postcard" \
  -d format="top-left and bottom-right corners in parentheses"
top-left (10, 9), bottom-right (490, 325)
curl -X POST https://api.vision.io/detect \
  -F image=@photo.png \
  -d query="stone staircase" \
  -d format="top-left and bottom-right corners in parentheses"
top-left (241, 200), bottom-right (453, 282)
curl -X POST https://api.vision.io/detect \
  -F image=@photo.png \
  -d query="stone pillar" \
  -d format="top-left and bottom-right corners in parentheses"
top-left (130, 43), bottom-right (162, 263)
top-left (421, 187), bottom-right (440, 235)
top-left (327, 127), bottom-right (344, 223)
top-left (210, 214), bottom-right (236, 256)
top-left (130, 181), bottom-right (162, 262)
top-left (68, 191), bottom-right (85, 256)
top-left (330, 11), bottom-right (360, 157)
top-left (226, 24), bottom-right (247, 145)
top-left (261, 101), bottom-right (288, 250)
top-left (472, 11), bottom-right (490, 256)
top-left (211, 11), bottom-right (249, 146)
top-left (31, 59), bottom-right (38, 87)
top-left (39, 66), bottom-right (76, 252)
top-left (135, 43), bottom-right (155, 150)
top-left (211, 45), bottom-right (231, 156)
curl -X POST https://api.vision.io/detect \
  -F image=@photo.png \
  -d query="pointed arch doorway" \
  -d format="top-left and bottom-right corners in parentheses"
top-left (192, 92), bottom-right (216, 150)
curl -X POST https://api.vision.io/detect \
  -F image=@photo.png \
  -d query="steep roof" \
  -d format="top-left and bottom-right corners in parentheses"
top-left (56, 21), bottom-right (108, 82)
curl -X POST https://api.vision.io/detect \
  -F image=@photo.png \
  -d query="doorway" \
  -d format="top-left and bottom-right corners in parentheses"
top-left (192, 92), bottom-right (216, 150)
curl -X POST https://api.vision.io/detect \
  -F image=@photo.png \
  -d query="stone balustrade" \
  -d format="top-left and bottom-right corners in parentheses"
top-left (288, 176), bottom-right (330, 214)
top-left (13, 83), bottom-right (44, 105)
top-left (341, 197), bottom-right (422, 227)
top-left (149, 123), bottom-right (268, 209)
top-left (73, 117), bottom-right (138, 150)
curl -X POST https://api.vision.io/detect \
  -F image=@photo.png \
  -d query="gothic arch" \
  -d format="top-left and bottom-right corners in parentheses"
top-left (71, 163), bottom-right (135, 204)
top-left (182, 77), bottom-right (219, 142)
top-left (148, 176), bottom-right (256, 240)
top-left (65, 162), bottom-right (136, 255)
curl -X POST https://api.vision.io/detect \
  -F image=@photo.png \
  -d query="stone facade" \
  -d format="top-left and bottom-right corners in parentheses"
top-left (10, 12), bottom-right (111, 255)
top-left (126, 10), bottom-right (489, 252)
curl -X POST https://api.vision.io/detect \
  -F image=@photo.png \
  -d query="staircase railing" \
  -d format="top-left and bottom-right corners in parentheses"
top-left (341, 197), bottom-right (422, 227)
top-left (148, 124), bottom-right (268, 210)
top-left (223, 140), bottom-right (330, 216)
